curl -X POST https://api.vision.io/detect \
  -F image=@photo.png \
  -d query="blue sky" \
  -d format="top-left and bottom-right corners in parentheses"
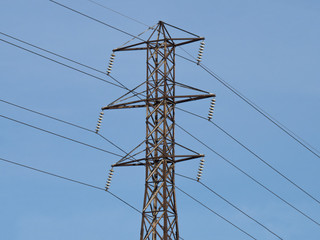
top-left (1, 0), bottom-right (320, 239)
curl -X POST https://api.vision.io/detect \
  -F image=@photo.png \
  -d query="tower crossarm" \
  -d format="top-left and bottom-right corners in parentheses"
top-left (112, 154), bottom-right (205, 167)
top-left (102, 93), bottom-right (215, 110)
top-left (113, 37), bottom-right (205, 52)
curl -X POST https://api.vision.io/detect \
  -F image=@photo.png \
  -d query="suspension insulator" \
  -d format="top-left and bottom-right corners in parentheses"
top-left (105, 168), bottom-right (114, 191)
top-left (107, 52), bottom-right (116, 75)
top-left (196, 158), bottom-right (205, 181)
top-left (95, 111), bottom-right (104, 133)
top-left (197, 41), bottom-right (205, 65)
top-left (208, 98), bottom-right (216, 121)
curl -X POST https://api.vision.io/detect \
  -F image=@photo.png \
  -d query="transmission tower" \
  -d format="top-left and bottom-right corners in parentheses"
top-left (101, 21), bottom-right (215, 240)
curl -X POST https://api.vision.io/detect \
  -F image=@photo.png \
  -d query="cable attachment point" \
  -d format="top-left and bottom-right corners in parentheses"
top-left (95, 111), bottom-right (104, 133)
top-left (208, 97), bottom-right (216, 121)
top-left (197, 41), bottom-right (205, 65)
top-left (105, 167), bottom-right (114, 191)
top-left (196, 158), bottom-right (205, 181)
top-left (107, 52), bottom-right (116, 75)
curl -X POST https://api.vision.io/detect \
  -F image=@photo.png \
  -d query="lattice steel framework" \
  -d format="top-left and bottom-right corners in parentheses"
top-left (142, 24), bottom-right (178, 240)
top-left (102, 21), bottom-right (214, 240)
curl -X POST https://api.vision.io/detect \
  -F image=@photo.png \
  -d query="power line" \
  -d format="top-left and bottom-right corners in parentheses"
top-left (176, 173), bottom-right (283, 239)
top-left (49, 0), bottom-right (198, 65)
top-left (2, 155), bottom-right (147, 225)
top-left (2, 30), bottom-right (303, 208)
top-left (177, 107), bottom-right (320, 206)
top-left (0, 33), bottom-right (148, 104)
top-left (3, 31), bottom-right (319, 213)
top-left (0, 98), bottom-right (131, 157)
top-left (0, 31), bottom-right (200, 97)
top-left (0, 34), bottom-right (203, 106)
top-left (0, 104), bottom-right (247, 240)
top-left (0, 98), bottom-right (306, 238)
top-left (84, 1), bottom-right (200, 40)
top-left (1, 3), bottom-right (302, 236)
top-left (86, 0), bottom-right (150, 28)
top-left (0, 101), bottom-right (270, 239)
top-left (51, 0), bottom-right (200, 43)
top-left (0, 35), bottom-right (146, 106)
top-left (0, 156), bottom-right (141, 213)
top-left (0, 31), bottom-right (106, 75)
top-left (175, 122), bottom-right (320, 228)
top-left (0, 32), bottom-right (202, 104)
top-left (0, 104), bottom-right (188, 238)
top-left (2, 4), bottom-right (318, 232)
top-left (3, 100), bottom-right (318, 229)
top-left (0, 96), bottom-right (290, 237)
top-left (198, 64), bottom-right (320, 159)
top-left (5, 32), bottom-right (212, 149)
top-left (0, 32), bottom-right (132, 92)
top-left (178, 38), bottom-right (320, 158)
top-left (163, 22), bottom-right (320, 159)
top-left (21, 7), bottom-right (255, 232)
top-left (2, 30), bottom-right (315, 205)
top-left (0, 93), bottom-right (284, 238)
top-left (0, 109), bottom-right (285, 239)
top-left (3, 34), bottom-right (319, 227)
top-left (0, 38), bottom-right (124, 89)
top-left (49, 0), bottom-right (144, 41)
top-left (80, 0), bottom-right (320, 160)
top-left (0, 155), bottom-right (188, 240)
top-left (55, 0), bottom-right (320, 161)
top-left (0, 99), bottom-right (93, 132)
top-left (0, 114), bottom-right (126, 158)
top-left (175, 185), bottom-right (257, 240)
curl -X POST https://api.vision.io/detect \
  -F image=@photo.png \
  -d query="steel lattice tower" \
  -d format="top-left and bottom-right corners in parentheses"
top-left (143, 23), bottom-right (178, 240)
top-left (102, 21), bottom-right (214, 240)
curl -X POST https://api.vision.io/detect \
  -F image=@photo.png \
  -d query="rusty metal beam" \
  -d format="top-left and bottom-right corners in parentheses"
top-left (113, 38), bottom-right (204, 52)
top-left (102, 94), bottom-right (215, 110)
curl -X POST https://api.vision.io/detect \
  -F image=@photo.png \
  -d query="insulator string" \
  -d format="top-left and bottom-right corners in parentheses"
top-left (105, 167), bottom-right (114, 191)
top-left (208, 97), bottom-right (216, 120)
top-left (197, 41), bottom-right (205, 65)
top-left (95, 111), bottom-right (104, 133)
top-left (107, 52), bottom-right (115, 75)
top-left (196, 158), bottom-right (205, 181)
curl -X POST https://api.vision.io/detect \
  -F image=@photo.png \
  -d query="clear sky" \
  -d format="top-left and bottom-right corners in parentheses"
top-left (1, 0), bottom-right (320, 239)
